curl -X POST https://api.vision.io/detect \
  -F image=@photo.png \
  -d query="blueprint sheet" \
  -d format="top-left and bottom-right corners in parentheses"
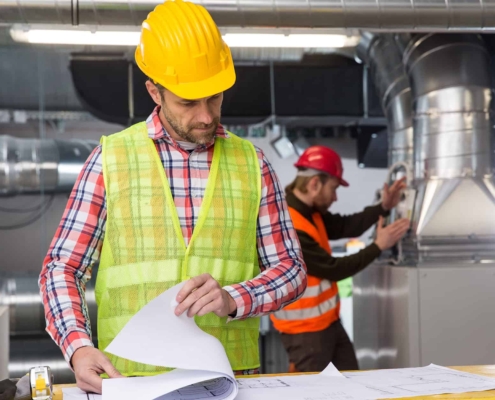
top-left (344, 364), bottom-right (495, 398)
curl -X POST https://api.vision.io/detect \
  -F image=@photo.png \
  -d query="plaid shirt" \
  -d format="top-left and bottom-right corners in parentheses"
top-left (39, 107), bottom-right (306, 370)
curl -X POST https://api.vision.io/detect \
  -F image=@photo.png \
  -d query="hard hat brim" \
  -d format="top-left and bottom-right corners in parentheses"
top-left (137, 49), bottom-right (236, 100)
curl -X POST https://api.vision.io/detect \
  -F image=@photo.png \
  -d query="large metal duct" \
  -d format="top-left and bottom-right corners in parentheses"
top-left (0, 276), bottom-right (97, 337)
top-left (353, 34), bottom-right (495, 371)
top-left (404, 34), bottom-right (495, 261)
top-left (2, 0), bottom-right (495, 30)
top-left (0, 136), bottom-right (98, 196)
top-left (1, 276), bottom-right (97, 383)
top-left (357, 33), bottom-right (413, 168)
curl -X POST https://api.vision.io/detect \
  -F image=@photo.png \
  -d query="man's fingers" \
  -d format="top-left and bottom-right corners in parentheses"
top-left (187, 290), bottom-right (218, 317)
top-left (176, 284), bottom-right (208, 316)
top-left (390, 177), bottom-right (406, 192)
top-left (176, 274), bottom-right (210, 303)
top-left (197, 297), bottom-right (224, 317)
top-left (176, 275), bottom-right (218, 316)
top-left (79, 371), bottom-right (103, 394)
top-left (100, 357), bottom-right (124, 379)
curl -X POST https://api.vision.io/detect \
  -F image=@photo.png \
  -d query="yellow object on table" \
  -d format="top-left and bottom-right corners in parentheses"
top-left (52, 366), bottom-right (495, 400)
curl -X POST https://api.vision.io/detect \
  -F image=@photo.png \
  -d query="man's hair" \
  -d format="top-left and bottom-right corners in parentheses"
top-left (285, 169), bottom-right (330, 196)
top-left (148, 77), bottom-right (166, 99)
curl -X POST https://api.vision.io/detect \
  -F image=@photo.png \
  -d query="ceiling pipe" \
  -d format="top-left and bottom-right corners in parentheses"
top-left (0, 136), bottom-right (98, 196)
top-left (3, 0), bottom-right (495, 30)
top-left (356, 32), bottom-right (413, 168)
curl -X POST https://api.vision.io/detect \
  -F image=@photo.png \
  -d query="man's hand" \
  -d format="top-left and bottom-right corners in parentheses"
top-left (71, 346), bottom-right (123, 394)
top-left (382, 177), bottom-right (407, 211)
top-left (375, 216), bottom-right (410, 251)
top-left (175, 273), bottom-right (237, 318)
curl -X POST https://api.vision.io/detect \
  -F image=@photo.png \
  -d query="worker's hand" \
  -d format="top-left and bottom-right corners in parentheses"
top-left (374, 216), bottom-right (410, 251)
top-left (175, 273), bottom-right (237, 318)
top-left (71, 346), bottom-right (124, 394)
top-left (381, 177), bottom-right (407, 211)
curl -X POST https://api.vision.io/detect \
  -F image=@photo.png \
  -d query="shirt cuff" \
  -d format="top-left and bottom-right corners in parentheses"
top-left (223, 284), bottom-right (254, 321)
top-left (60, 330), bottom-right (94, 367)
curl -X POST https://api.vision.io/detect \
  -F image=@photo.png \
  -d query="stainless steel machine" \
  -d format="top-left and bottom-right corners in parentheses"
top-left (354, 34), bottom-right (495, 370)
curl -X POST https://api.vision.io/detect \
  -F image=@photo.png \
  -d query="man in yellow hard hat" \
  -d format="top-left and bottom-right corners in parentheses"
top-left (39, 0), bottom-right (307, 393)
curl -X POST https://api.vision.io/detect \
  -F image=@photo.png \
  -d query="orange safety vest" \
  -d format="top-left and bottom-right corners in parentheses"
top-left (271, 207), bottom-right (340, 334)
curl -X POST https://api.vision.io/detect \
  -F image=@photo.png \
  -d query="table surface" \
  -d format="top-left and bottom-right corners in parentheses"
top-left (52, 365), bottom-right (495, 400)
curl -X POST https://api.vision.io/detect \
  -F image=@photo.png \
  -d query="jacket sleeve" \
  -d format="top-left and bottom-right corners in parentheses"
top-left (322, 203), bottom-right (388, 240)
top-left (297, 230), bottom-right (381, 281)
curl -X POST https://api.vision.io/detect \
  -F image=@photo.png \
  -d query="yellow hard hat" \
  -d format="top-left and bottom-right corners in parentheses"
top-left (135, 0), bottom-right (236, 100)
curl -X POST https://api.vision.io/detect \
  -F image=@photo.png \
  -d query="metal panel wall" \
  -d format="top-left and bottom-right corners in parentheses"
top-left (354, 263), bottom-right (420, 370)
top-left (354, 262), bottom-right (495, 369)
top-left (418, 266), bottom-right (495, 366)
top-left (0, 306), bottom-right (8, 379)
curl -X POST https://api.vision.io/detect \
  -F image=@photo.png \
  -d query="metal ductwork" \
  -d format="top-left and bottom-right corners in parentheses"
top-left (0, 136), bottom-right (98, 196)
top-left (354, 34), bottom-right (495, 371)
top-left (0, 276), bottom-right (97, 337)
top-left (357, 33), bottom-right (413, 168)
top-left (404, 34), bottom-right (495, 262)
top-left (0, 276), bottom-right (97, 382)
top-left (3, 0), bottom-right (495, 30)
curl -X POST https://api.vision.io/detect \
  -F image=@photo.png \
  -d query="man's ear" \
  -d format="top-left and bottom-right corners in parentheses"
top-left (308, 175), bottom-right (322, 193)
top-left (145, 80), bottom-right (162, 106)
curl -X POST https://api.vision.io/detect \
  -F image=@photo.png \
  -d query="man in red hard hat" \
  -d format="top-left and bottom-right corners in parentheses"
top-left (271, 145), bottom-right (410, 372)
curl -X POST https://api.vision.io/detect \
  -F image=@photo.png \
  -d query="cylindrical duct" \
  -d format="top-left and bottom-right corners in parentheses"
top-left (404, 34), bottom-right (492, 180)
top-left (10, 338), bottom-right (76, 383)
top-left (0, 136), bottom-right (98, 196)
top-left (357, 33), bottom-right (413, 167)
top-left (3, 0), bottom-right (495, 29)
top-left (0, 276), bottom-right (97, 337)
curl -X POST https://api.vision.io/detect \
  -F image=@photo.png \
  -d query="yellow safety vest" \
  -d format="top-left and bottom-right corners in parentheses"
top-left (95, 122), bottom-right (261, 376)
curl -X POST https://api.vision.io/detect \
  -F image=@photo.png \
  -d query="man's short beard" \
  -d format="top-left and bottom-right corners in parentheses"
top-left (162, 102), bottom-right (220, 145)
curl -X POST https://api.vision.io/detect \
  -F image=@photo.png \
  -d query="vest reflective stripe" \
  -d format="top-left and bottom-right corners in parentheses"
top-left (273, 292), bottom-right (339, 321)
top-left (97, 122), bottom-right (261, 375)
top-left (271, 207), bottom-right (340, 334)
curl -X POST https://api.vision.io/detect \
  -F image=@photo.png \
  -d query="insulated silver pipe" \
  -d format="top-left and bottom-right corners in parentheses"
top-left (404, 34), bottom-right (495, 258)
top-left (9, 338), bottom-right (76, 383)
top-left (0, 136), bottom-right (98, 196)
top-left (3, 0), bottom-right (495, 29)
top-left (403, 35), bottom-right (492, 180)
top-left (357, 33), bottom-right (413, 168)
top-left (0, 276), bottom-right (97, 337)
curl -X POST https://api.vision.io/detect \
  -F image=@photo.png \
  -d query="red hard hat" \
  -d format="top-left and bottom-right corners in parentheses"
top-left (294, 146), bottom-right (349, 187)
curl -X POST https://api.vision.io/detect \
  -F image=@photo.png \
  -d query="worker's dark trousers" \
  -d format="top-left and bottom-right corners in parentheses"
top-left (280, 320), bottom-right (359, 372)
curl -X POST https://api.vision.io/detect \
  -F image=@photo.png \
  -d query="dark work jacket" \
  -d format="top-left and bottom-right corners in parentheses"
top-left (286, 192), bottom-right (388, 281)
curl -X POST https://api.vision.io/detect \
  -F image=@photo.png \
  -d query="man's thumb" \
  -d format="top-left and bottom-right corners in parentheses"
top-left (377, 216), bottom-right (384, 229)
top-left (102, 358), bottom-right (124, 379)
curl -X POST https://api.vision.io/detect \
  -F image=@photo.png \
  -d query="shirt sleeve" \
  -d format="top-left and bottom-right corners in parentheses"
top-left (223, 150), bottom-right (307, 319)
top-left (39, 145), bottom-right (106, 364)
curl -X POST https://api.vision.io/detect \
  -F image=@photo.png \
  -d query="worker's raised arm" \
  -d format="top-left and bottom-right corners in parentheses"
top-left (322, 203), bottom-right (388, 240)
top-left (322, 177), bottom-right (406, 240)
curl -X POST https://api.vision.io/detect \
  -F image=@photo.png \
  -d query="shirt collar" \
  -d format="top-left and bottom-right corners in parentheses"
top-left (286, 191), bottom-right (320, 224)
top-left (145, 106), bottom-right (229, 148)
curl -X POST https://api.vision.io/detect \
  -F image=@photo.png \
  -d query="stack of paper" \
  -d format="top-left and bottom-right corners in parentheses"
top-left (63, 282), bottom-right (495, 400)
